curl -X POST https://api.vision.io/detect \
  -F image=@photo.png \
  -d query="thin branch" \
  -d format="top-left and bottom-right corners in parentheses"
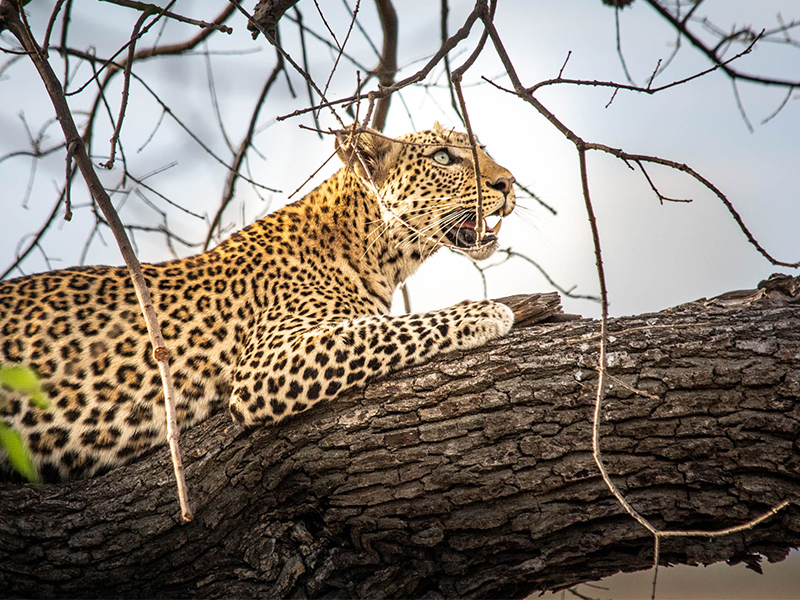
top-left (730, 78), bottom-right (754, 133)
top-left (101, 7), bottom-right (150, 170)
top-left (64, 4), bottom-right (235, 101)
top-left (42, 0), bottom-right (68, 56)
top-left (205, 52), bottom-right (286, 251)
top-left (284, 144), bottom-right (338, 201)
top-left (642, 0), bottom-right (800, 88)
top-left (317, 0), bottom-right (360, 117)
top-left (277, 0), bottom-right (485, 122)
top-left (294, 8), bottom-right (322, 137)
top-left (441, 0), bottom-right (463, 124)
top-left (339, 0), bottom-right (376, 56)
top-left (203, 42), bottom-right (235, 154)
top-left (497, 249), bottom-right (600, 302)
top-left (58, 0), bottom-right (74, 87)
top-left (229, 0), bottom-right (348, 129)
top-left (450, 0), bottom-right (493, 238)
top-left (64, 139), bottom-right (78, 220)
top-left (635, 160), bottom-right (692, 204)
top-left (761, 84), bottom-right (795, 124)
top-left (98, 0), bottom-right (233, 34)
top-left (517, 32), bottom-right (762, 97)
top-left (1, 183), bottom-right (70, 280)
top-left (370, 0), bottom-right (397, 132)
top-left (125, 69), bottom-right (281, 193)
top-left (585, 144), bottom-right (800, 268)
top-left (578, 145), bottom-right (656, 538)
top-left (614, 6), bottom-right (636, 85)
top-left (127, 168), bottom-right (206, 221)
top-left (3, 2), bottom-right (192, 522)
top-left (283, 10), bottom-right (372, 72)
top-left (514, 180), bottom-right (557, 215)
top-left (65, 0), bottom-right (179, 97)
top-left (481, 44), bottom-right (800, 269)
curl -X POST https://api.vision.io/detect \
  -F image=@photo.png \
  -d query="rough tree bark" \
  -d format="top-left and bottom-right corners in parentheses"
top-left (1, 276), bottom-right (799, 599)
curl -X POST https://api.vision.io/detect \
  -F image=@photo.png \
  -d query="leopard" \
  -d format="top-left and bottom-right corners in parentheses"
top-left (0, 122), bottom-right (517, 482)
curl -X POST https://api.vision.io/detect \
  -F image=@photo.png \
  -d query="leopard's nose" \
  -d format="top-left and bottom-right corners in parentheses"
top-left (487, 176), bottom-right (515, 196)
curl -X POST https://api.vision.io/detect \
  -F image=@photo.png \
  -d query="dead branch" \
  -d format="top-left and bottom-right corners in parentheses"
top-left (642, 0), bottom-right (800, 89)
top-left (1, 0), bottom-right (192, 522)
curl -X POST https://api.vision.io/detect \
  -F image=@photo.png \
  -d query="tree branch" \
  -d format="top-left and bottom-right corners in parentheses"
top-left (642, 0), bottom-right (800, 89)
top-left (369, 0), bottom-right (397, 132)
top-left (0, 0), bottom-right (192, 522)
top-left (2, 278), bottom-right (799, 597)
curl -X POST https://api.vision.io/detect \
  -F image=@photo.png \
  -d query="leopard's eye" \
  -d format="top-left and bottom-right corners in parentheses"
top-left (432, 150), bottom-right (453, 165)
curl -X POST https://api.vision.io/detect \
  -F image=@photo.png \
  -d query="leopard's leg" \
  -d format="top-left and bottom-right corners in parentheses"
top-left (229, 300), bottom-right (514, 426)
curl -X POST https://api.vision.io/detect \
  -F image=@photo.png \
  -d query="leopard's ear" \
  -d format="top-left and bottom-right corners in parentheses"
top-left (335, 126), bottom-right (400, 187)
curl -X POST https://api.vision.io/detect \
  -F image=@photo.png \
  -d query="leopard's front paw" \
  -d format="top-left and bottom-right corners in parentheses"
top-left (450, 299), bottom-right (514, 350)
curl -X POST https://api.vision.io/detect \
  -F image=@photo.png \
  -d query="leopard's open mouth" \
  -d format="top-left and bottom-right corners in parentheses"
top-left (443, 211), bottom-right (503, 250)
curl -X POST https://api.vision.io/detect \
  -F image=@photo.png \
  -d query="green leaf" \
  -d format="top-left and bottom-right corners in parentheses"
top-left (0, 423), bottom-right (41, 483)
top-left (0, 364), bottom-right (39, 391)
top-left (0, 364), bottom-right (49, 408)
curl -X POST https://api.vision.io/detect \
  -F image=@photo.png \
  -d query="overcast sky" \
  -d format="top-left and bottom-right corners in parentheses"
top-left (1, 1), bottom-right (799, 597)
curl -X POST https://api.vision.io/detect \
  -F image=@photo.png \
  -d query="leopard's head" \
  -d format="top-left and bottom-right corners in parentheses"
top-left (335, 122), bottom-right (516, 261)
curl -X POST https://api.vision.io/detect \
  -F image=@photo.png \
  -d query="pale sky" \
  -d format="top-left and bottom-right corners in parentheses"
top-left (1, 1), bottom-right (799, 597)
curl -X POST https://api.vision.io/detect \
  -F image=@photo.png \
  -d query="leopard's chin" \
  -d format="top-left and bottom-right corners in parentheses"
top-left (459, 238), bottom-right (499, 261)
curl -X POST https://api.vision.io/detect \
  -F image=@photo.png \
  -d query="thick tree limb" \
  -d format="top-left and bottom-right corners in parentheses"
top-left (1, 279), bottom-right (799, 598)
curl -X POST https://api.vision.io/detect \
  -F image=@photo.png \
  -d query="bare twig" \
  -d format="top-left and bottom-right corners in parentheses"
top-left (761, 85), bottom-right (795, 124)
top-left (730, 78), bottom-right (754, 133)
top-left (497, 249), bottom-right (600, 302)
top-left (284, 146), bottom-right (339, 202)
top-left (229, 0), bottom-right (347, 130)
top-left (514, 180), bottom-right (557, 215)
top-left (62, 4), bottom-right (235, 101)
top-left (204, 51), bottom-right (285, 251)
top-left (635, 160), bottom-right (692, 204)
top-left (450, 0), bottom-right (493, 237)
top-left (440, 0), bottom-right (463, 124)
top-left (481, 48), bottom-right (800, 268)
top-left (283, 9), bottom-right (372, 72)
top-left (58, 0), bottom-right (74, 86)
top-left (370, 0), bottom-right (397, 132)
top-left (614, 6), bottom-right (636, 85)
top-left (643, 0), bottom-right (800, 88)
top-left (276, 0), bottom-right (485, 122)
top-left (317, 0), bottom-right (361, 123)
top-left (99, 0), bottom-right (233, 34)
top-left (1, 183), bottom-right (71, 280)
top-left (586, 143), bottom-right (800, 268)
top-left (64, 139), bottom-right (78, 220)
top-left (479, 17), bottom-right (794, 600)
top-left (293, 8), bottom-right (322, 137)
top-left (517, 32), bottom-right (762, 97)
top-left (42, 0), bottom-right (68, 56)
top-left (203, 42), bottom-right (235, 154)
top-left (3, 2), bottom-right (192, 522)
top-left (101, 7), bottom-right (150, 170)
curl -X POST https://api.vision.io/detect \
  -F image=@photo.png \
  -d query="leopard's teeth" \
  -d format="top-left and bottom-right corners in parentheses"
top-left (486, 217), bottom-right (502, 235)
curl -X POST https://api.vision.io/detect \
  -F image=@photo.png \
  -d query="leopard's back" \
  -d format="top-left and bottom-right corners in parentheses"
top-left (1, 124), bottom-right (517, 481)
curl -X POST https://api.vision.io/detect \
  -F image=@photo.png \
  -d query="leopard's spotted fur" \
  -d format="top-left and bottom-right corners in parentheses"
top-left (0, 123), bottom-right (516, 481)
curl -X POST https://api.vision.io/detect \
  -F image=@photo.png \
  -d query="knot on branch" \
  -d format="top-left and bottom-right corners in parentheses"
top-left (248, 0), bottom-right (296, 41)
